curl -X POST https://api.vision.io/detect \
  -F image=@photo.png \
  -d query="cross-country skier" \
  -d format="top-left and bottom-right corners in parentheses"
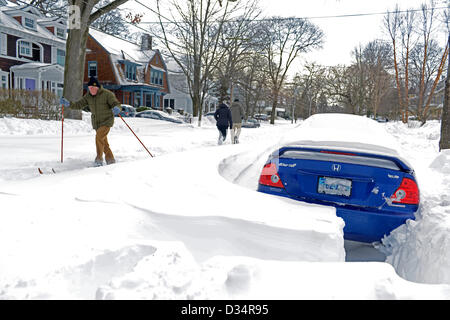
top-left (60, 77), bottom-right (122, 166)
top-left (214, 102), bottom-right (233, 145)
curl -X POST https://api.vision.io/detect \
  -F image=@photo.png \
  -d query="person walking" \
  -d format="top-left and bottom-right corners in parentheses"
top-left (214, 102), bottom-right (233, 145)
top-left (60, 77), bottom-right (122, 166)
top-left (230, 98), bottom-right (245, 144)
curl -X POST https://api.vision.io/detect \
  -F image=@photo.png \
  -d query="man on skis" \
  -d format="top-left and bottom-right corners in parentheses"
top-left (230, 97), bottom-right (245, 144)
top-left (214, 102), bottom-right (233, 145)
top-left (60, 77), bottom-right (122, 166)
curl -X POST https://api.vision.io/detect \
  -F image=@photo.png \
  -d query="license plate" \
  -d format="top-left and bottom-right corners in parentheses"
top-left (318, 176), bottom-right (352, 197)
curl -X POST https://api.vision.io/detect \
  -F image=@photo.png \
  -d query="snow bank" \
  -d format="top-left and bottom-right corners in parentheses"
top-left (379, 124), bottom-right (450, 285)
top-left (94, 244), bottom-right (450, 300)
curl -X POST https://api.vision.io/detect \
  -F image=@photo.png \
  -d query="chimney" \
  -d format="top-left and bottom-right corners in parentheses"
top-left (141, 34), bottom-right (152, 51)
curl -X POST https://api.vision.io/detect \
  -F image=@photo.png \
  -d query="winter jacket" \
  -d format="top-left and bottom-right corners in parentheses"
top-left (214, 103), bottom-right (233, 128)
top-left (230, 101), bottom-right (244, 124)
top-left (69, 86), bottom-right (121, 130)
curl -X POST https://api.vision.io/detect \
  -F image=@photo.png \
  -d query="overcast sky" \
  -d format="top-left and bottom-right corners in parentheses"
top-left (258, 0), bottom-right (448, 68)
top-left (124, 0), bottom-right (448, 76)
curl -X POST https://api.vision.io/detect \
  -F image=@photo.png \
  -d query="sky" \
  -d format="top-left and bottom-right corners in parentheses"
top-left (123, 0), bottom-right (448, 75)
top-left (257, 0), bottom-right (448, 68)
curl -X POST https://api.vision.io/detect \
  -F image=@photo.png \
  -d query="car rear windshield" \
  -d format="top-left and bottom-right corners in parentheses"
top-left (280, 150), bottom-right (401, 171)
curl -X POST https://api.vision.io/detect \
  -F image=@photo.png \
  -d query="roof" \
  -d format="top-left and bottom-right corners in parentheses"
top-left (10, 62), bottom-right (63, 71)
top-left (89, 28), bottom-right (166, 87)
top-left (89, 28), bottom-right (156, 65)
top-left (0, 3), bottom-right (65, 45)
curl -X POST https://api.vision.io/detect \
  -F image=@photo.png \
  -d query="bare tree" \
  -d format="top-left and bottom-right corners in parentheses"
top-left (91, 0), bottom-right (130, 39)
top-left (28, 0), bottom-right (68, 17)
top-left (362, 40), bottom-right (393, 117)
top-left (416, 2), bottom-right (438, 121)
top-left (154, 0), bottom-right (240, 124)
top-left (384, 5), bottom-right (404, 121)
top-left (400, 8), bottom-right (416, 122)
top-left (257, 17), bottom-right (323, 124)
top-left (213, 1), bottom-right (261, 103)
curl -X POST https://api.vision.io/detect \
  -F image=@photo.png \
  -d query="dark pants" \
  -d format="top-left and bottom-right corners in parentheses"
top-left (217, 125), bottom-right (228, 140)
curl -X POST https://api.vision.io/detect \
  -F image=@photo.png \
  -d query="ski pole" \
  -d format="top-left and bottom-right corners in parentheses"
top-left (61, 103), bottom-right (64, 163)
top-left (118, 114), bottom-right (154, 158)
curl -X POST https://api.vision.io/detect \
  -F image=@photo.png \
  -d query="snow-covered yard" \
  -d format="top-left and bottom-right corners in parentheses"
top-left (1, 114), bottom-right (450, 299)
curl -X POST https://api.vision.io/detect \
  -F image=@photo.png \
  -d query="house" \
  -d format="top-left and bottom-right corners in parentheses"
top-left (85, 28), bottom-right (170, 109)
top-left (0, 0), bottom-right (66, 96)
top-left (163, 58), bottom-right (218, 115)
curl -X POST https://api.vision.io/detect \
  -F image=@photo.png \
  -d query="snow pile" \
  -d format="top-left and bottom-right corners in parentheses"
top-left (0, 116), bottom-right (93, 135)
top-left (97, 246), bottom-right (450, 300)
top-left (2, 114), bottom-right (450, 299)
top-left (380, 124), bottom-right (450, 285)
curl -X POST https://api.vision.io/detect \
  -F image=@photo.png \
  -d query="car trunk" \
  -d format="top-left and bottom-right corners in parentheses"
top-left (275, 147), bottom-right (410, 210)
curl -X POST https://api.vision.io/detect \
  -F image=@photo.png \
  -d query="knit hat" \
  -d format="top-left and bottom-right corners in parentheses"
top-left (87, 77), bottom-right (100, 87)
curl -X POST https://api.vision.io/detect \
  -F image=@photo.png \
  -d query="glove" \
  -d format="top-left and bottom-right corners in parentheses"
top-left (60, 97), bottom-right (70, 107)
top-left (112, 106), bottom-right (121, 116)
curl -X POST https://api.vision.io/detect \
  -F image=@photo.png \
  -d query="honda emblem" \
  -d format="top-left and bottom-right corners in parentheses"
top-left (332, 164), bottom-right (341, 172)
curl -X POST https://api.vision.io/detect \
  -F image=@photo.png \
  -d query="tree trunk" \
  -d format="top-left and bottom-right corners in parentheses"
top-left (63, 25), bottom-right (90, 120)
top-left (270, 88), bottom-right (279, 125)
top-left (422, 43), bottom-right (449, 125)
top-left (392, 41), bottom-right (404, 122)
top-left (440, 43), bottom-right (450, 150)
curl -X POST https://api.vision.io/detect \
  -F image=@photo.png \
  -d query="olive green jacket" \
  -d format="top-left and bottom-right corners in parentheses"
top-left (70, 87), bottom-right (120, 130)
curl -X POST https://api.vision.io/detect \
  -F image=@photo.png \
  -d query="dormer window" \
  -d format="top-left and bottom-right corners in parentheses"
top-left (126, 64), bottom-right (137, 81)
top-left (24, 17), bottom-right (36, 30)
top-left (119, 60), bottom-right (141, 81)
top-left (56, 28), bottom-right (65, 39)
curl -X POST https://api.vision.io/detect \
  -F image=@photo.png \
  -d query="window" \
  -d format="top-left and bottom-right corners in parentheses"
top-left (19, 41), bottom-right (32, 57)
top-left (24, 17), bottom-right (35, 29)
top-left (56, 28), bottom-right (65, 39)
top-left (88, 61), bottom-right (97, 77)
top-left (57, 49), bottom-right (65, 67)
top-left (125, 64), bottom-right (136, 81)
top-left (150, 70), bottom-right (164, 85)
top-left (1, 74), bottom-right (7, 89)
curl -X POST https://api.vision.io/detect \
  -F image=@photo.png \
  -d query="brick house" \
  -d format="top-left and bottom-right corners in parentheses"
top-left (85, 28), bottom-right (170, 109)
top-left (0, 0), bottom-right (66, 95)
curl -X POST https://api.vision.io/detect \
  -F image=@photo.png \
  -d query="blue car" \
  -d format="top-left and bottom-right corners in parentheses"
top-left (257, 114), bottom-right (420, 243)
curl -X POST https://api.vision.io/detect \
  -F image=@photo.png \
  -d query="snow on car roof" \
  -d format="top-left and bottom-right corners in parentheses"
top-left (282, 113), bottom-right (412, 168)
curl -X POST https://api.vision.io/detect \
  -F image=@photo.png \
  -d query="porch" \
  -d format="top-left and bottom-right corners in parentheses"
top-left (10, 63), bottom-right (64, 97)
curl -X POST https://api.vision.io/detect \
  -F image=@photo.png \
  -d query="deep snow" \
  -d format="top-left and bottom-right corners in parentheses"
top-left (1, 114), bottom-right (450, 299)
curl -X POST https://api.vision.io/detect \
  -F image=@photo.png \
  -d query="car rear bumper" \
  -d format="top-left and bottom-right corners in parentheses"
top-left (336, 207), bottom-right (414, 243)
top-left (257, 184), bottom-right (416, 243)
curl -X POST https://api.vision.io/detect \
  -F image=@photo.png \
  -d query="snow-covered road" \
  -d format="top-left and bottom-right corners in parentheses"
top-left (1, 114), bottom-right (450, 299)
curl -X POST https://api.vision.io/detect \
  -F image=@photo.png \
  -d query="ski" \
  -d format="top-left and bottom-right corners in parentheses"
top-left (38, 168), bottom-right (56, 174)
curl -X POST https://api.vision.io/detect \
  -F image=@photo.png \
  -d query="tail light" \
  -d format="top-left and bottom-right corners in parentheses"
top-left (391, 178), bottom-right (419, 205)
top-left (259, 163), bottom-right (284, 188)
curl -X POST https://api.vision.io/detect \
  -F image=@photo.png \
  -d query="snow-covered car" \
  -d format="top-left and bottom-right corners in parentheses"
top-left (257, 113), bottom-right (420, 243)
top-left (135, 110), bottom-right (183, 124)
top-left (254, 114), bottom-right (269, 121)
top-left (116, 104), bottom-right (136, 117)
top-left (242, 118), bottom-right (261, 128)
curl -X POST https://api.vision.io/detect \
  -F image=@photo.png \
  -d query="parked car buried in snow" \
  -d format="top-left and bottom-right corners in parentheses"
top-left (257, 113), bottom-right (420, 243)
top-left (116, 104), bottom-right (136, 117)
top-left (242, 118), bottom-right (261, 128)
top-left (135, 110), bottom-right (183, 124)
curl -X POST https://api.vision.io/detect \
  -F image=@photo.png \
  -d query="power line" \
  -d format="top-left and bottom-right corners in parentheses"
top-left (132, 0), bottom-right (448, 24)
